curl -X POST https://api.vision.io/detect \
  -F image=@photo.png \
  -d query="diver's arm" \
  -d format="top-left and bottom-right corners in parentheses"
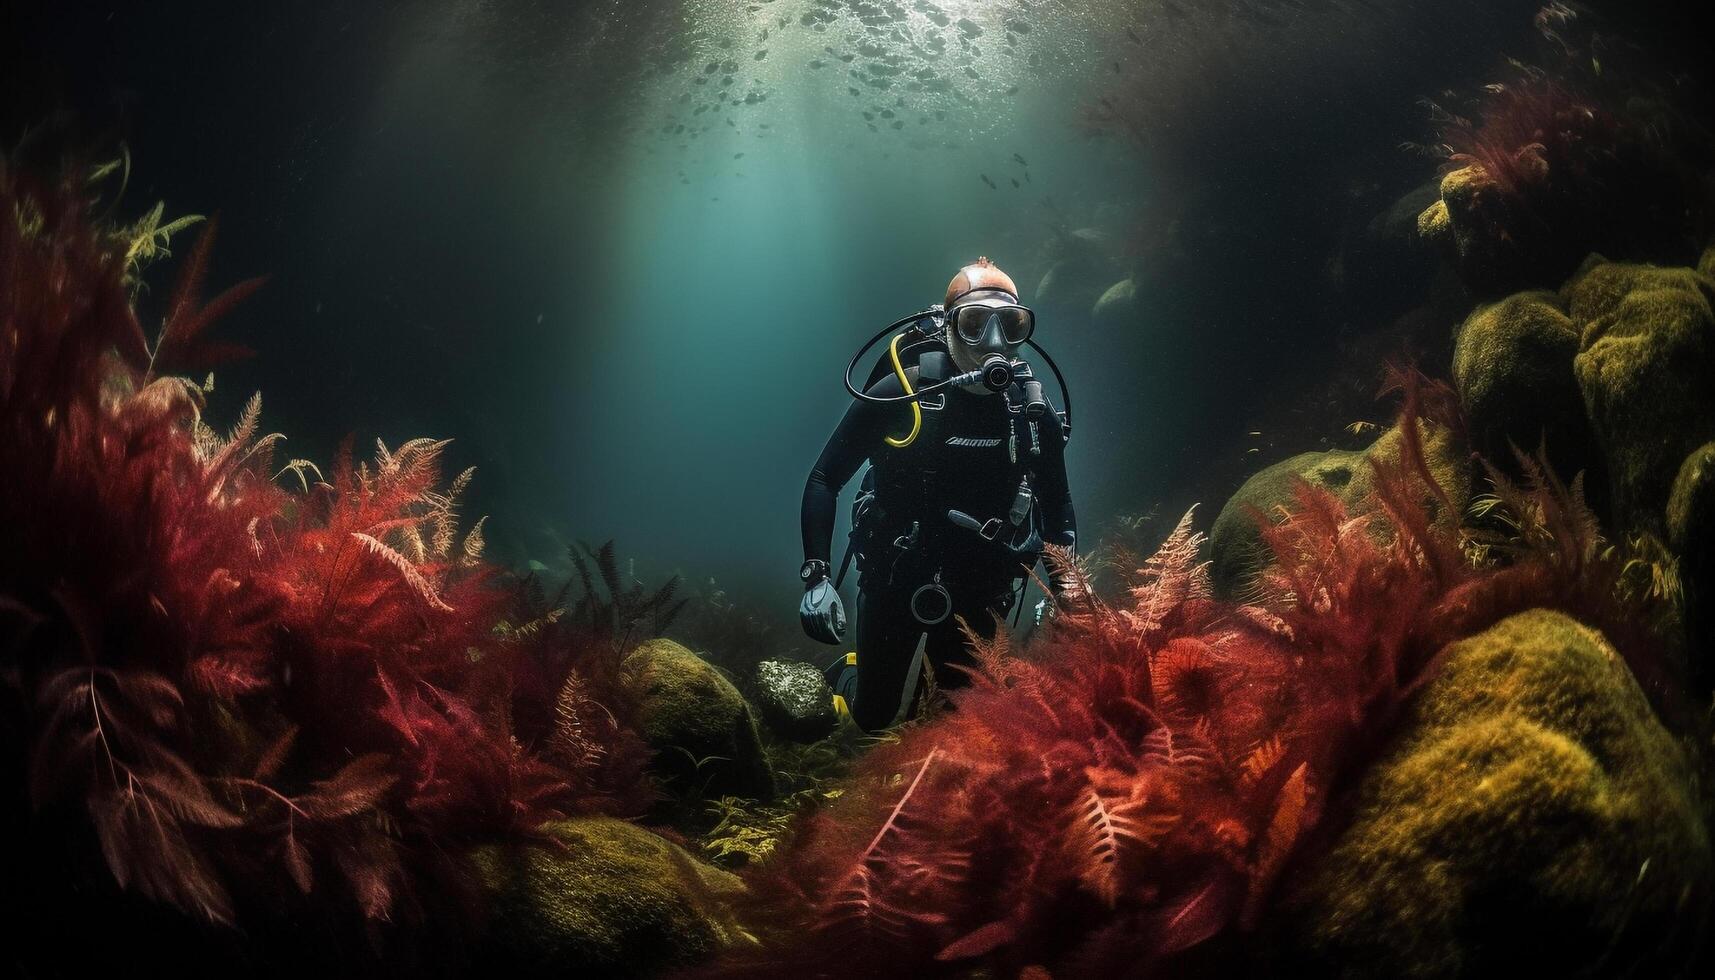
top-left (800, 376), bottom-right (906, 565)
top-left (1035, 408), bottom-right (1077, 551)
top-left (1033, 408), bottom-right (1080, 605)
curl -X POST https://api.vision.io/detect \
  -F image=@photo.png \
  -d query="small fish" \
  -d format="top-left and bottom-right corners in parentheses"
top-left (1112, 61), bottom-right (1121, 73)
top-left (1248, 430), bottom-right (1262, 437)
top-left (848, 87), bottom-right (860, 96)
top-left (1004, 84), bottom-right (1019, 95)
top-left (754, 49), bottom-right (768, 60)
top-left (1345, 421), bottom-right (1379, 436)
top-left (733, 152), bottom-right (744, 159)
top-left (1246, 448), bottom-right (1260, 455)
top-left (1010, 177), bottom-right (1019, 188)
top-left (810, 59), bottom-right (826, 69)
top-left (1012, 152), bottom-right (1028, 167)
top-left (980, 174), bottom-right (997, 189)
top-left (891, 120), bottom-right (904, 129)
top-left (1023, 170), bottom-right (1031, 183)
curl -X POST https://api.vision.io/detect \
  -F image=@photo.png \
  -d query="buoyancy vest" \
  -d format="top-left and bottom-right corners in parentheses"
top-left (847, 346), bottom-right (1052, 591)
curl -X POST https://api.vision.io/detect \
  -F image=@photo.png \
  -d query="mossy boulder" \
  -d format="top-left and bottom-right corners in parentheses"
top-left (1209, 420), bottom-right (1469, 599)
top-left (1286, 610), bottom-right (1709, 978)
top-left (1667, 441), bottom-right (1715, 692)
top-left (469, 817), bottom-right (749, 978)
top-left (624, 638), bottom-right (776, 802)
top-left (1566, 260), bottom-right (1715, 536)
top-left (1414, 164), bottom-right (1572, 297)
top-left (1452, 290), bottom-right (1602, 508)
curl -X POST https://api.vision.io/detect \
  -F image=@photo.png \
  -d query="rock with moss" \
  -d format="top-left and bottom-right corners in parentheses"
top-left (1566, 260), bottom-right (1715, 536)
top-left (1452, 290), bottom-right (1603, 507)
top-left (1414, 164), bottom-right (1576, 297)
top-left (1668, 441), bottom-right (1715, 692)
top-left (624, 637), bottom-right (776, 802)
top-left (1285, 609), bottom-right (1709, 978)
top-left (1209, 420), bottom-right (1469, 598)
top-left (469, 817), bottom-right (750, 978)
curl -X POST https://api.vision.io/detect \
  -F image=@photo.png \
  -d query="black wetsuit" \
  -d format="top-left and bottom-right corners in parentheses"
top-left (801, 352), bottom-right (1076, 733)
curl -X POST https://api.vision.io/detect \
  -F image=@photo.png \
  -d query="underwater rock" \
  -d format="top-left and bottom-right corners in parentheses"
top-left (469, 817), bottom-right (748, 979)
top-left (1209, 420), bottom-right (1468, 599)
top-left (1451, 290), bottom-right (1600, 502)
top-left (751, 659), bottom-right (837, 744)
top-left (1286, 609), bottom-right (1709, 978)
top-left (624, 638), bottom-right (777, 802)
top-left (1667, 441), bottom-right (1715, 692)
top-left (1090, 276), bottom-right (1138, 324)
top-left (1565, 259), bottom-right (1715, 536)
top-left (1417, 164), bottom-right (1580, 297)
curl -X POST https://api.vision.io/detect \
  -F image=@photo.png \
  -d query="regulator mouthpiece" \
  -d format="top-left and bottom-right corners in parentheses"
top-left (979, 354), bottom-right (1014, 392)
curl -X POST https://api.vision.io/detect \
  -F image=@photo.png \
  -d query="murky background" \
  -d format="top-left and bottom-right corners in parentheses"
top-left (4, 0), bottom-right (1705, 628)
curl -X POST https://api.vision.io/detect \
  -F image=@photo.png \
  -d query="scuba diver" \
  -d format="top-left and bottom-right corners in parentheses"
top-left (798, 257), bottom-right (1078, 734)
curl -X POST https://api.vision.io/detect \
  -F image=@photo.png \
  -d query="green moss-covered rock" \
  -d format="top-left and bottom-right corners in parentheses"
top-left (1414, 164), bottom-right (1573, 297)
top-left (1567, 260), bottom-right (1715, 536)
top-left (1287, 610), bottom-right (1709, 978)
top-left (625, 638), bottom-right (776, 802)
top-left (469, 817), bottom-right (748, 978)
top-left (1667, 441), bottom-right (1715, 692)
top-left (1452, 290), bottom-right (1603, 508)
top-left (1209, 420), bottom-right (1469, 599)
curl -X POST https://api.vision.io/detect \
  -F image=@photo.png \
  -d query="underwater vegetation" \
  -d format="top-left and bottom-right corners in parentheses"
top-left (1415, 8), bottom-right (1715, 297)
top-left (0, 155), bottom-right (691, 972)
top-left (690, 365), bottom-right (1705, 978)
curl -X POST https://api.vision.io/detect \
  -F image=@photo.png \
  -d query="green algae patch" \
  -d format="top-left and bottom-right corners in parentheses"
top-left (469, 817), bottom-right (750, 978)
top-left (624, 637), bottom-right (777, 803)
top-left (1566, 261), bottom-right (1715, 536)
top-left (1209, 419), bottom-right (1468, 598)
top-left (1288, 609), bottom-right (1709, 978)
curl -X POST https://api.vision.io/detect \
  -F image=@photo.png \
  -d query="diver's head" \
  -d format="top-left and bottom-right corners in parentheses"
top-left (942, 257), bottom-right (1034, 390)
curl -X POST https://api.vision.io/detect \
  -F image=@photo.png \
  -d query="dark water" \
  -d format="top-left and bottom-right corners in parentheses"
top-left (1, 0), bottom-right (1705, 620)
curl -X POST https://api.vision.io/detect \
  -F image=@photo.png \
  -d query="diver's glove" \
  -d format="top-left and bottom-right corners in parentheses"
top-left (799, 571), bottom-right (847, 645)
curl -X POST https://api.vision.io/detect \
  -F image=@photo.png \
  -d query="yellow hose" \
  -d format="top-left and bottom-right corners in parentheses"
top-left (884, 332), bottom-right (921, 448)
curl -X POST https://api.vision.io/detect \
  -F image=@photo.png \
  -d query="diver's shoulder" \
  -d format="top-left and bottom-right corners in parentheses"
top-left (863, 370), bottom-right (913, 398)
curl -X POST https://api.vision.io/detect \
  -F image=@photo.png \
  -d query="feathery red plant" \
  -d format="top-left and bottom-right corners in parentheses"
top-left (699, 377), bottom-right (1680, 980)
top-left (1, 154), bottom-right (658, 960)
top-left (1439, 76), bottom-right (1618, 199)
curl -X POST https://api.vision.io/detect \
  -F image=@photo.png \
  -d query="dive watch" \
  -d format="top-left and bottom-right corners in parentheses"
top-left (799, 558), bottom-right (830, 588)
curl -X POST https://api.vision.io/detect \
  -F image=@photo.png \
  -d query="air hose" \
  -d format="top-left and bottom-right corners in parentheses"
top-left (884, 331), bottom-right (921, 447)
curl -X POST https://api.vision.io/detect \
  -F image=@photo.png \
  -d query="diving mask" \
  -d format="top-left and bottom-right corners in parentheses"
top-left (947, 302), bottom-right (1034, 347)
